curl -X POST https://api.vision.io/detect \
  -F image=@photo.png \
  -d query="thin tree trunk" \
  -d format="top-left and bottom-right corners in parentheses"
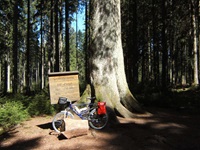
top-left (191, 0), bottom-right (199, 86)
top-left (152, 0), bottom-right (159, 86)
top-left (59, 4), bottom-right (64, 71)
top-left (26, 0), bottom-right (31, 94)
top-left (161, 0), bottom-right (168, 90)
top-left (12, 0), bottom-right (18, 93)
top-left (4, 59), bottom-right (7, 94)
top-left (76, 12), bottom-right (78, 70)
top-left (40, 0), bottom-right (44, 89)
top-left (148, 26), bottom-right (152, 80)
top-left (7, 58), bottom-right (11, 92)
top-left (65, 0), bottom-right (70, 71)
top-left (5, 55), bottom-right (11, 93)
top-left (54, 0), bottom-right (59, 72)
top-left (48, 0), bottom-right (54, 73)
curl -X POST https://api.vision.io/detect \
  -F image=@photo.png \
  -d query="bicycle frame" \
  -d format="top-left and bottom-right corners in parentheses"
top-left (66, 102), bottom-right (96, 120)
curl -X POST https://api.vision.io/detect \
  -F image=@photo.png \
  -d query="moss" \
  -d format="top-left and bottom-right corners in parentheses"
top-left (80, 84), bottom-right (91, 102)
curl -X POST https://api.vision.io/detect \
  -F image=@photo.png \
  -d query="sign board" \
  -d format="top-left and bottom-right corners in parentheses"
top-left (48, 71), bottom-right (80, 104)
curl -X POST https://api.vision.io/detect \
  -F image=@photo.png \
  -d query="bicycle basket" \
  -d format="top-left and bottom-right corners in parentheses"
top-left (58, 97), bottom-right (68, 105)
top-left (97, 102), bottom-right (106, 115)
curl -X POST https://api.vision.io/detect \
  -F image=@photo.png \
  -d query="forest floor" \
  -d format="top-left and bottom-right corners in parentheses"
top-left (1, 107), bottom-right (200, 150)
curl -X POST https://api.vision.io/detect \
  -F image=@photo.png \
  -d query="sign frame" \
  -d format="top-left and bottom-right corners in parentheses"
top-left (48, 71), bottom-right (80, 104)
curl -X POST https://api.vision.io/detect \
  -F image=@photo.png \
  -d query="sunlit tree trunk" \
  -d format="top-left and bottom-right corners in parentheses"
top-left (7, 58), bottom-right (11, 92)
top-left (59, 5), bottom-right (64, 71)
top-left (89, 0), bottom-right (143, 118)
top-left (191, 0), bottom-right (199, 86)
top-left (5, 55), bottom-right (11, 93)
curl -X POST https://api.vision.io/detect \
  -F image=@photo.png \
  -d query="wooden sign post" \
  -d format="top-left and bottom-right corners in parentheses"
top-left (48, 71), bottom-right (80, 104)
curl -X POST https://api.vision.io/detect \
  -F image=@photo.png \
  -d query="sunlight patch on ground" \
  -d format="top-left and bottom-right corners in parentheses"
top-left (152, 122), bottom-right (187, 130)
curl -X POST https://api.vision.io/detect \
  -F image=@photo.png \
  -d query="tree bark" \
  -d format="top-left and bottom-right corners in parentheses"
top-left (48, 0), bottom-right (54, 73)
top-left (152, 0), bottom-right (159, 86)
top-left (40, 0), bottom-right (44, 89)
top-left (191, 0), bottom-right (199, 86)
top-left (161, 0), bottom-right (168, 90)
top-left (54, 0), bottom-right (59, 72)
top-left (12, 0), bottom-right (19, 94)
top-left (26, 0), bottom-right (31, 94)
top-left (65, 0), bottom-right (70, 71)
top-left (89, 0), bottom-right (143, 118)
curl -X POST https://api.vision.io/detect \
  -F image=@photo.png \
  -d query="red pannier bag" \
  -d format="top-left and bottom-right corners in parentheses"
top-left (97, 102), bottom-right (106, 115)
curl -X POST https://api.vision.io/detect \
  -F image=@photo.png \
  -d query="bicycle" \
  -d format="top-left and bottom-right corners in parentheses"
top-left (52, 97), bottom-right (108, 133)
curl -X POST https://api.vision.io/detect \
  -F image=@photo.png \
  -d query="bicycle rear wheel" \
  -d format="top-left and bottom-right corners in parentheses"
top-left (52, 111), bottom-right (74, 133)
top-left (88, 109), bottom-right (108, 130)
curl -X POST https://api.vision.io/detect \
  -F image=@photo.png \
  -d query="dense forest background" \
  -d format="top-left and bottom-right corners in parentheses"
top-left (1, 0), bottom-right (200, 134)
top-left (0, 0), bottom-right (199, 97)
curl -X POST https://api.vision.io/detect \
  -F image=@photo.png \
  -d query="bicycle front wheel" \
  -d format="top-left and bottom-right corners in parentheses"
top-left (52, 111), bottom-right (74, 133)
top-left (88, 109), bottom-right (108, 130)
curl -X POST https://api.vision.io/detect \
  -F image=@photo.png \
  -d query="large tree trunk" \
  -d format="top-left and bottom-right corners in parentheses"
top-left (89, 0), bottom-right (143, 118)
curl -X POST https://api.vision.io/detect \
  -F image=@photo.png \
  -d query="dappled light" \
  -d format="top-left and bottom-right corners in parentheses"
top-left (152, 122), bottom-right (186, 130)
top-left (1, 0), bottom-right (200, 149)
top-left (1, 108), bottom-right (200, 150)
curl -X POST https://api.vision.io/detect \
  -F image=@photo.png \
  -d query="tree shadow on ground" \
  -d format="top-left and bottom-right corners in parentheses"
top-left (92, 107), bottom-right (200, 150)
top-left (0, 137), bottom-right (41, 150)
top-left (1, 108), bottom-right (200, 150)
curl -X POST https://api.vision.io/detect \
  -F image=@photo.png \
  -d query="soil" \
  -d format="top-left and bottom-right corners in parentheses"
top-left (1, 107), bottom-right (200, 150)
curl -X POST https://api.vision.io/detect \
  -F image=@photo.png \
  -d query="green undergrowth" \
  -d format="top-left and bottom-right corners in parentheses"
top-left (0, 90), bottom-right (56, 135)
top-left (136, 88), bottom-right (200, 114)
top-left (0, 101), bottom-right (29, 133)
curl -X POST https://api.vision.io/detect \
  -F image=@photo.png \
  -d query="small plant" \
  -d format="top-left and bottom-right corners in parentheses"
top-left (0, 101), bottom-right (29, 130)
top-left (27, 93), bottom-right (55, 116)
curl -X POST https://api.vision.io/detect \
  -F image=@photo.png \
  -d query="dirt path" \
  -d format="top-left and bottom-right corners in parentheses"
top-left (1, 108), bottom-right (200, 150)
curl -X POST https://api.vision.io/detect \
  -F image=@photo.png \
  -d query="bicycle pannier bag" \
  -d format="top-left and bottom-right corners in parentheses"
top-left (58, 97), bottom-right (68, 105)
top-left (97, 102), bottom-right (106, 115)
